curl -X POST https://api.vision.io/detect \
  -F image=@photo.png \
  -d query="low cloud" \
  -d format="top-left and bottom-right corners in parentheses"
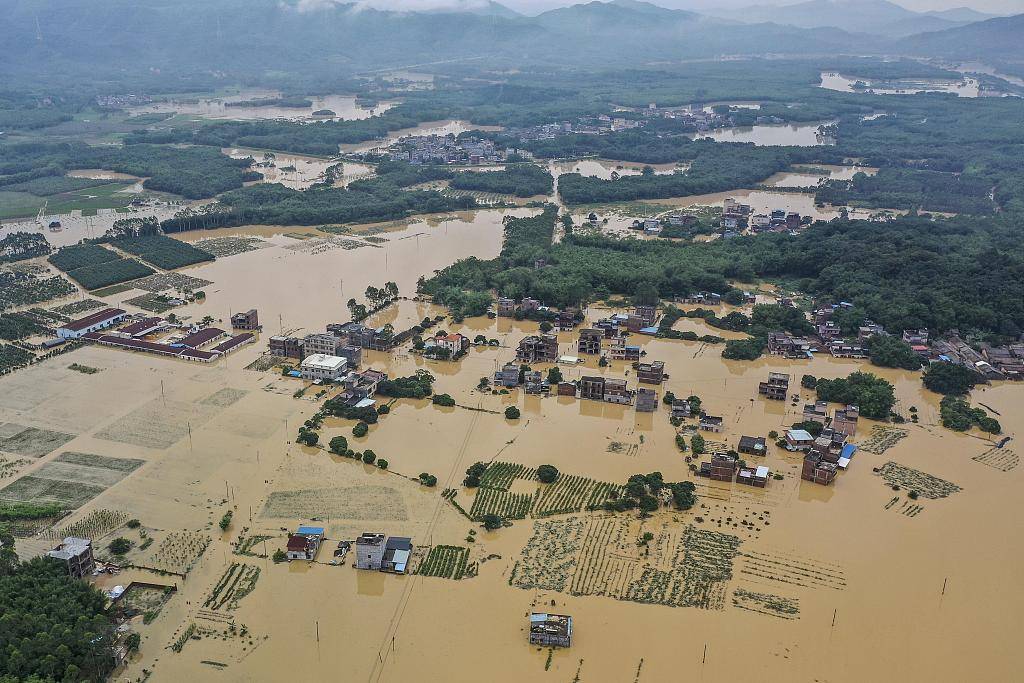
top-left (289, 0), bottom-right (493, 13)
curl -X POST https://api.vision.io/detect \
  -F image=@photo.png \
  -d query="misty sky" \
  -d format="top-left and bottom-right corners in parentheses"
top-left (497, 0), bottom-right (1020, 15)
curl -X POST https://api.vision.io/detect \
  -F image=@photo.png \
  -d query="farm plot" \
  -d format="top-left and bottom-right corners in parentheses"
top-left (142, 531), bottom-right (211, 574)
top-left (112, 236), bottom-right (215, 270)
top-left (51, 298), bottom-right (106, 317)
top-left (0, 423), bottom-right (76, 458)
top-left (48, 243), bottom-right (155, 290)
top-left (972, 446), bottom-right (1018, 472)
top-left (416, 545), bottom-right (470, 580)
top-left (532, 474), bottom-right (621, 517)
top-left (0, 344), bottom-right (35, 373)
top-left (124, 292), bottom-right (180, 313)
top-left (731, 588), bottom-right (800, 620)
top-left (567, 516), bottom-right (641, 600)
top-left (479, 461), bottom-right (535, 490)
top-left (512, 517), bottom-right (588, 592)
top-left (95, 389), bottom-right (238, 449)
top-left (470, 487), bottom-right (532, 520)
top-left (204, 563), bottom-right (261, 611)
top-left (0, 270), bottom-right (77, 310)
top-left (120, 584), bottom-right (176, 623)
top-left (858, 426), bottom-right (908, 455)
top-left (200, 387), bottom-right (248, 408)
top-left (45, 509), bottom-right (129, 542)
top-left (193, 236), bottom-right (267, 258)
top-left (737, 549), bottom-right (847, 591)
top-left (659, 526), bottom-right (741, 610)
top-left (262, 485), bottom-right (409, 521)
top-left (875, 461), bottom-right (961, 499)
top-left (132, 272), bottom-right (212, 293)
top-left (0, 451), bottom-right (142, 509)
top-left (233, 534), bottom-right (272, 558)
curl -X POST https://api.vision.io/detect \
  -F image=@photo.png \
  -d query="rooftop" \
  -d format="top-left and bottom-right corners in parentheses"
top-left (61, 307), bottom-right (125, 332)
top-left (301, 354), bottom-right (348, 370)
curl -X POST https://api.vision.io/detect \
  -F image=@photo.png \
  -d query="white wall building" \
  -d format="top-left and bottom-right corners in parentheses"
top-left (300, 353), bottom-right (348, 382)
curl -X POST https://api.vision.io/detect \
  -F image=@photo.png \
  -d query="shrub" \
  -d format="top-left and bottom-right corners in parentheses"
top-left (537, 465), bottom-right (559, 483)
top-left (923, 362), bottom-right (983, 396)
top-left (362, 450), bottom-right (377, 465)
top-left (432, 393), bottom-right (456, 407)
top-left (273, 549), bottom-right (287, 563)
top-left (108, 537), bottom-right (132, 555)
top-left (481, 514), bottom-right (504, 530)
top-left (296, 430), bottom-right (319, 447)
top-left (352, 422), bottom-right (369, 437)
top-left (377, 459), bottom-right (388, 470)
top-left (329, 435), bottom-right (349, 454)
top-left (419, 472), bottom-right (438, 487)
top-left (801, 374), bottom-right (817, 389)
top-left (126, 519), bottom-right (141, 529)
top-left (504, 406), bottom-right (521, 419)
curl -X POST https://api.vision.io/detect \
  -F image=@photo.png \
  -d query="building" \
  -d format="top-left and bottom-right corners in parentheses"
top-left (47, 537), bottom-right (95, 578)
top-left (579, 376), bottom-right (605, 401)
top-left (767, 332), bottom-right (813, 358)
top-left (802, 453), bottom-right (838, 485)
top-left (758, 372), bottom-right (790, 400)
top-left (269, 335), bottom-right (303, 359)
top-left (902, 329), bottom-right (929, 346)
top-left (737, 465), bottom-right (770, 488)
top-left (117, 316), bottom-right (166, 338)
top-left (516, 334), bottom-right (559, 363)
top-left (832, 405), bottom-right (860, 437)
top-left (802, 401), bottom-right (829, 425)
top-left (494, 362), bottom-right (521, 388)
top-left (303, 332), bottom-right (343, 358)
top-left (524, 370), bottom-right (550, 395)
top-left (635, 388), bottom-right (658, 412)
top-left (700, 453), bottom-right (737, 481)
top-left (634, 305), bottom-right (657, 328)
top-left (826, 339), bottom-right (866, 358)
top-left (231, 309), bottom-right (260, 330)
top-left (636, 360), bottom-right (665, 384)
top-left (557, 381), bottom-right (577, 396)
top-left (699, 414), bottom-right (724, 432)
top-left (577, 329), bottom-right (603, 355)
top-left (381, 537), bottom-right (413, 574)
top-left (604, 378), bottom-right (632, 405)
top-left (177, 327), bottom-right (226, 349)
top-left (434, 333), bottom-right (469, 356)
top-left (355, 533), bottom-right (386, 570)
top-left (496, 297), bottom-right (516, 317)
top-left (785, 429), bottom-right (815, 451)
top-left (300, 354), bottom-right (349, 382)
top-left (738, 435), bottom-right (767, 457)
top-left (670, 398), bottom-right (692, 419)
top-left (556, 308), bottom-right (581, 331)
top-left (339, 345), bottom-right (362, 368)
top-left (57, 308), bottom-right (127, 339)
top-left (608, 336), bottom-right (641, 361)
top-left (286, 526), bottom-right (324, 561)
top-left (857, 321), bottom-right (886, 342)
top-left (529, 613), bottom-right (572, 648)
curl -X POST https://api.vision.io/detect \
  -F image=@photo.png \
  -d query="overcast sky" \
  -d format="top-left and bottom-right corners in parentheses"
top-left (499, 0), bottom-right (1020, 15)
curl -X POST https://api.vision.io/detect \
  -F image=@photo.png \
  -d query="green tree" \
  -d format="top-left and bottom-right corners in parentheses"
top-left (537, 465), bottom-right (560, 483)
top-left (329, 435), bottom-right (349, 454)
top-left (923, 362), bottom-right (982, 396)
top-left (690, 433), bottom-right (706, 455)
top-left (108, 537), bottom-right (132, 555)
top-left (638, 494), bottom-right (660, 513)
top-left (352, 422), bottom-right (369, 437)
top-left (547, 366), bottom-right (563, 384)
top-left (481, 514), bottom-right (504, 530)
top-left (867, 335), bottom-right (924, 371)
top-left (362, 450), bottom-right (377, 465)
top-left (505, 405), bottom-right (521, 419)
top-left (801, 374), bottom-right (818, 389)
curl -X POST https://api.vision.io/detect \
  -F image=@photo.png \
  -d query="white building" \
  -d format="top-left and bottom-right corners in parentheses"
top-left (300, 353), bottom-right (348, 382)
top-left (57, 308), bottom-right (127, 339)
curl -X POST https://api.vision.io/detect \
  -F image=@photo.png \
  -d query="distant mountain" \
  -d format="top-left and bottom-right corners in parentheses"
top-left (705, 0), bottom-right (980, 37)
top-left (904, 13), bottom-right (1024, 63)
top-left (923, 7), bottom-right (998, 23)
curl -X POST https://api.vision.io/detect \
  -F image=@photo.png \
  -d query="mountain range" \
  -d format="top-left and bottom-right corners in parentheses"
top-left (0, 0), bottom-right (1020, 82)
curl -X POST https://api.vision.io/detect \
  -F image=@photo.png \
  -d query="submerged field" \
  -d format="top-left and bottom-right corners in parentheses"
top-left (0, 214), bottom-right (1020, 682)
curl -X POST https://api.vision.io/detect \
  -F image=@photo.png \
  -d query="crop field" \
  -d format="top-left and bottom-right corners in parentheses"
top-left (416, 545), bottom-right (470, 580)
top-left (113, 235), bottom-right (215, 270)
top-left (469, 487), bottom-right (532, 520)
top-left (513, 518), bottom-right (742, 610)
top-left (45, 508), bottom-right (128, 542)
top-left (204, 563), bottom-right (261, 611)
top-left (49, 244), bottom-right (156, 290)
top-left (0, 423), bottom-right (76, 458)
top-left (233, 534), bottom-right (272, 558)
top-left (120, 584), bottom-right (175, 623)
top-left (0, 270), bottom-right (77, 310)
top-left (0, 182), bottom-right (134, 220)
top-left (132, 272), bottom-right (212, 293)
top-left (0, 344), bottom-right (35, 374)
top-left (142, 531), bottom-right (212, 574)
top-left (858, 426), bottom-right (908, 454)
top-left (95, 389), bottom-right (242, 449)
top-left (0, 450), bottom-right (142, 509)
top-left (479, 461), bottom-right (536, 490)
top-left (972, 445), bottom-right (1018, 472)
top-left (123, 292), bottom-right (179, 313)
top-left (193, 236), bottom-right (267, 257)
top-left (533, 474), bottom-right (621, 517)
top-left (51, 298), bottom-right (106, 316)
top-left (731, 588), bottom-right (800, 620)
top-left (262, 485), bottom-right (409, 521)
top-left (875, 461), bottom-right (961, 499)
top-left (737, 548), bottom-right (847, 591)
top-left (49, 243), bottom-right (121, 272)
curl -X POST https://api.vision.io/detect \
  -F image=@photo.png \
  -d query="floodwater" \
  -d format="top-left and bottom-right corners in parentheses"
top-left (692, 121), bottom-right (835, 146)
top-left (764, 164), bottom-right (879, 187)
top-left (550, 159), bottom-right (686, 180)
top-left (128, 89), bottom-right (396, 122)
top-left (2, 204), bottom-right (1022, 682)
top-left (223, 148), bottom-right (375, 190)
top-left (819, 72), bottom-right (981, 97)
top-left (0, 201), bottom-right (195, 248)
top-left (340, 120), bottom-right (505, 154)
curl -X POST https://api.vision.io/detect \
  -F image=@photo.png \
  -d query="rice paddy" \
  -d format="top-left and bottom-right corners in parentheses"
top-left (205, 563), bottom-right (261, 611)
top-left (0, 423), bottom-right (76, 458)
top-left (731, 588), bottom-right (800, 620)
top-left (132, 272), bottom-right (213, 294)
top-left (0, 450), bottom-right (143, 509)
top-left (193, 236), bottom-right (268, 258)
top-left (737, 549), bottom-right (847, 591)
top-left (143, 531), bottom-right (212, 574)
top-left (45, 508), bottom-right (129, 542)
top-left (261, 485), bottom-right (409, 521)
top-left (858, 426), bottom-right (908, 455)
top-left (533, 474), bottom-right (621, 517)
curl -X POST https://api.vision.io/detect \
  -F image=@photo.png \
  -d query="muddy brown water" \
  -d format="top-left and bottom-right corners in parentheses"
top-left (0, 207), bottom-right (1020, 682)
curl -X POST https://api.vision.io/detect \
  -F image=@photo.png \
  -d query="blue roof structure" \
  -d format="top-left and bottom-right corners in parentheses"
top-left (841, 443), bottom-right (857, 459)
top-left (297, 526), bottom-right (325, 536)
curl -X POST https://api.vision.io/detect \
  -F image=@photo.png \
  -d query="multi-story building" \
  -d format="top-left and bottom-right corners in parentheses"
top-left (699, 414), bottom-right (724, 432)
top-left (516, 334), bottom-right (559, 363)
top-left (434, 333), bottom-right (469, 356)
top-left (496, 297), bottom-right (516, 317)
top-left (524, 370), bottom-right (550, 394)
top-left (833, 406), bottom-right (859, 437)
top-left (758, 372), bottom-right (790, 400)
top-left (737, 465), bottom-right (770, 488)
top-left (269, 335), bottom-right (303, 359)
top-left (802, 453), bottom-right (838, 485)
top-left (608, 335), bottom-right (641, 361)
top-left (670, 398), bottom-right (692, 419)
top-left (579, 376), bottom-right (605, 401)
top-left (529, 613), bottom-right (573, 648)
top-left (604, 378), bottom-right (632, 404)
top-left (300, 354), bottom-right (349, 382)
top-left (230, 309), bottom-right (260, 330)
top-left (802, 401), bottom-right (829, 424)
top-left (738, 435), bottom-right (767, 456)
top-left (577, 329), bottom-right (603, 355)
top-left (494, 362), bottom-right (521, 388)
top-left (633, 305), bottom-right (657, 328)
top-left (700, 453), bottom-right (737, 481)
top-left (302, 332), bottom-right (343, 358)
top-left (47, 537), bottom-right (95, 578)
top-left (355, 533), bottom-right (386, 570)
top-left (636, 360), bottom-right (665, 384)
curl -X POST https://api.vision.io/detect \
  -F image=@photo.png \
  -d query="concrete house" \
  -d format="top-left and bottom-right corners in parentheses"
top-left (636, 360), bottom-right (665, 384)
top-left (47, 537), bottom-right (95, 578)
top-left (355, 533), bottom-right (386, 570)
top-left (381, 537), bottom-right (413, 574)
top-left (635, 388), bottom-right (658, 412)
top-left (758, 372), bottom-right (790, 400)
top-left (699, 414), bottom-right (724, 433)
top-left (577, 329), bottom-right (603, 355)
top-left (516, 334), bottom-right (559, 363)
top-left (529, 613), bottom-right (573, 648)
top-left (231, 309), bottom-right (260, 330)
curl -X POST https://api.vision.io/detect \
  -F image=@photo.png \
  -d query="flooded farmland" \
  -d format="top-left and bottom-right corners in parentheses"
top-left (128, 89), bottom-right (396, 121)
top-left (819, 72), bottom-right (982, 97)
top-left (692, 121), bottom-right (836, 146)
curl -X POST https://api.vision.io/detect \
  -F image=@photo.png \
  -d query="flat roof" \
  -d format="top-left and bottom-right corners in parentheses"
top-left (62, 307), bottom-right (126, 332)
top-left (297, 526), bottom-right (325, 536)
top-left (301, 353), bottom-right (347, 370)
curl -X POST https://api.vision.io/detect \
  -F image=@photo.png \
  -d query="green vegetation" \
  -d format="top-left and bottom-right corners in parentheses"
top-left (922, 362), bottom-right (983, 396)
top-left (108, 537), bottom-right (132, 555)
top-left (0, 312), bottom-right (49, 341)
top-left (815, 371), bottom-right (895, 420)
top-left (328, 435), bottom-right (349, 455)
top-left (111, 235), bottom-right (215, 270)
top-left (416, 545), bottom-right (470, 580)
top-left (867, 335), bottom-right (923, 371)
top-left (431, 393), bottom-right (456, 407)
top-left (816, 168), bottom-right (995, 215)
top-left (0, 553), bottom-right (115, 682)
top-left (537, 464), bottom-right (559, 484)
top-left (0, 501), bottom-right (65, 521)
top-left (352, 422), bottom-right (369, 438)
top-left (0, 232), bottom-right (50, 264)
top-left (504, 406), bottom-right (521, 419)
top-left (49, 243), bottom-right (154, 290)
top-left (939, 396), bottom-right (1001, 434)
top-left (377, 370), bottom-right (435, 399)
top-left (219, 510), bottom-right (233, 531)
top-left (449, 164), bottom-right (553, 198)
